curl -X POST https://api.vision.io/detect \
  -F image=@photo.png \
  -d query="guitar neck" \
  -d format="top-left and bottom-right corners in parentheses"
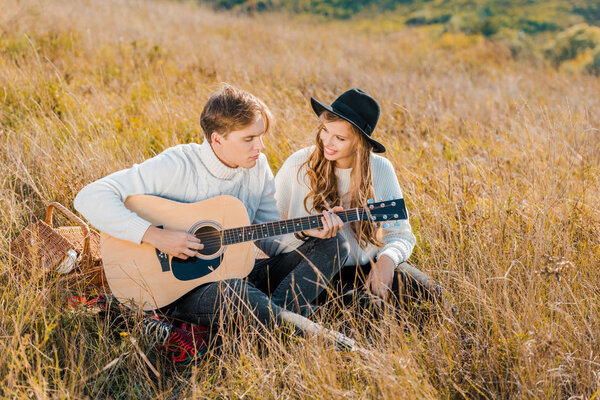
top-left (220, 208), bottom-right (368, 246)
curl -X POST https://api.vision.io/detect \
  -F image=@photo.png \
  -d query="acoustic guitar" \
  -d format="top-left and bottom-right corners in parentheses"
top-left (101, 195), bottom-right (408, 310)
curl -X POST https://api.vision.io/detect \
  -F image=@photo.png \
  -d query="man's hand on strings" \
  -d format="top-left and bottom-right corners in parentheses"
top-left (142, 225), bottom-right (204, 259)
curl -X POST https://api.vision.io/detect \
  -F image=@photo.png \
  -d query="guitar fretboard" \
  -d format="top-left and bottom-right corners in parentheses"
top-left (219, 208), bottom-right (368, 246)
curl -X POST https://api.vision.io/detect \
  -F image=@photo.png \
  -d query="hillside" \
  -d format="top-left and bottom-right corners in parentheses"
top-left (1, 0), bottom-right (599, 398)
top-left (204, 0), bottom-right (600, 28)
top-left (203, 0), bottom-right (600, 75)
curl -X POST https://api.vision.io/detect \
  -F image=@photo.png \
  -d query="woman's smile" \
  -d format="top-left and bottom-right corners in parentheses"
top-left (323, 146), bottom-right (337, 156)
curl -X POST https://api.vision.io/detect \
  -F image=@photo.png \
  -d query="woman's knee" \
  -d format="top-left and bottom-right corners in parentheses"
top-left (396, 262), bottom-right (442, 304)
top-left (320, 232), bottom-right (350, 266)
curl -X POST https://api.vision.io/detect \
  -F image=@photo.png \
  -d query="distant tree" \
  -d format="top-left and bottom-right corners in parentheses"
top-left (478, 18), bottom-right (500, 37)
top-left (210, 0), bottom-right (246, 10)
top-left (545, 23), bottom-right (600, 65)
top-left (587, 49), bottom-right (600, 75)
top-left (573, 4), bottom-right (600, 26)
top-left (518, 19), bottom-right (560, 34)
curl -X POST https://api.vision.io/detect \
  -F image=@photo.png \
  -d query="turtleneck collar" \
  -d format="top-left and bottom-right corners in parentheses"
top-left (335, 166), bottom-right (352, 178)
top-left (199, 140), bottom-right (242, 180)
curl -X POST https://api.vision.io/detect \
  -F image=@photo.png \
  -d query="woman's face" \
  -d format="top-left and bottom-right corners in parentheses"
top-left (319, 118), bottom-right (357, 169)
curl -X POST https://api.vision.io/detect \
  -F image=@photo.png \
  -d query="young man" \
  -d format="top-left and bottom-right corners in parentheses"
top-left (74, 85), bottom-right (349, 331)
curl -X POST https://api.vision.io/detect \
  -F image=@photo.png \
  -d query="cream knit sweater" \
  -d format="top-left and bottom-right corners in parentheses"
top-left (274, 147), bottom-right (416, 267)
top-left (74, 140), bottom-right (282, 257)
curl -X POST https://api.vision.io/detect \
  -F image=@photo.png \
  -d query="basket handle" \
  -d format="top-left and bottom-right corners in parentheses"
top-left (45, 202), bottom-right (91, 258)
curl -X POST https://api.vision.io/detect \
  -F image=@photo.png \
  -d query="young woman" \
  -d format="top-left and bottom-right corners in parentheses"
top-left (274, 88), bottom-right (441, 309)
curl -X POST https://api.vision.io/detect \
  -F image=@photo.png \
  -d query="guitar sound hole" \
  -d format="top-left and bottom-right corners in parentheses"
top-left (194, 225), bottom-right (222, 257)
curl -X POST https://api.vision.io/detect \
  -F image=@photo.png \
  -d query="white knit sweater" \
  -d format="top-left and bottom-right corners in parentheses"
top-left (274, 147), bottom-right (416, 267)
top-left (74, 140), bottom-right (282, 256)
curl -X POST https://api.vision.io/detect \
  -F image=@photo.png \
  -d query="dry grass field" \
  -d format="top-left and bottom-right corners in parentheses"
top-left (1, 0), bottom-right (599, 398)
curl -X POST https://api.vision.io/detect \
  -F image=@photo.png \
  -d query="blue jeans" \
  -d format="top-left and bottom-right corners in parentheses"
top-left (319, 260), bottom-right (443, 314)
top-left (162, 235), bottom-right (349, 329)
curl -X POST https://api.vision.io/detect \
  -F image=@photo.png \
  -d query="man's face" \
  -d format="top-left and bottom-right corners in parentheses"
top-left (211, 115), bottom-right (266, 169)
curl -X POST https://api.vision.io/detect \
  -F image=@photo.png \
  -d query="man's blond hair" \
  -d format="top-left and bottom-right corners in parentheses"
top-left (200, 84), bottom-right (273, 142)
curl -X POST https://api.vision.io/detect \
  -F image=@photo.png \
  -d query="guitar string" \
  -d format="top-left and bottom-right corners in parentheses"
top-left (194, 208), bottom-right (366, 242)
top-left (187, 204), bottom-right (402, 248)
top-left (191, 210), bottom-right (362, 247)
top-left (190, 205), bottom-right (401, 246)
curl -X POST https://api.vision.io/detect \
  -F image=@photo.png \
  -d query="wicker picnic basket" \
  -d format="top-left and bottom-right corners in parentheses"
top-left (10, 202), bottom-right (107, 289)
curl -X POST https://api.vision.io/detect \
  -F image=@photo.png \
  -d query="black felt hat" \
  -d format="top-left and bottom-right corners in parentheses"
top-left (310, 88), bottom-right (385, 153)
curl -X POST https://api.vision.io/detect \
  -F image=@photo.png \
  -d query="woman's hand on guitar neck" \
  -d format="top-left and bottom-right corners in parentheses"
top-left (142, 225), bottom-right (204, 259)
top-left (303, 206), bottom-right (344, 239)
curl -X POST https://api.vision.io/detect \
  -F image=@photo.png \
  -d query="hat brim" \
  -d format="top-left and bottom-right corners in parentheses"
top-left (310, 97), bottom-right (386, 153)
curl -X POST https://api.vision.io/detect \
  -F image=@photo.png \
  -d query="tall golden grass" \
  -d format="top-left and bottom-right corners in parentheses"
top-left (1, 0), bottom-right (599, 398)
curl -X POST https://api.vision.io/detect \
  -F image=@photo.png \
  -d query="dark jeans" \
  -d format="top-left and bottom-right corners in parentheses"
top-left (162, 235), bottom-right (349, 330)
top-left (321, 261), bottom-right (442, 310)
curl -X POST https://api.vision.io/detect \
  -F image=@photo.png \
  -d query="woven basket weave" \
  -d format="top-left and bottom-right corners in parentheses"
top-left (10, 220), bottom-right (72, 271)
top-left (10, 202), bottom-right (107, 289)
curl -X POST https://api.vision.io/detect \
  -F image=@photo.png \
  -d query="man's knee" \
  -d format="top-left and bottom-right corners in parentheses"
top-left (220, 278), bottom-right (249, 298)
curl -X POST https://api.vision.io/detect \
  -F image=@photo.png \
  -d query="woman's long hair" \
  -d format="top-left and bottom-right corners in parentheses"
top-left (301, 111), bottom-right (383, 248)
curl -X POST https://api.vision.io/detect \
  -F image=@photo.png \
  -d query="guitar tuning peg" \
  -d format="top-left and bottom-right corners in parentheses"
top-left (383, 223), bottom-right (390, 228)
top-left (367, 199), bottom-right (374, 204)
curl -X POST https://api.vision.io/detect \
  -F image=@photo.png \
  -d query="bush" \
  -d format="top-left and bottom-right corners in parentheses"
top-left (544, 23), bottom-right (600, 65)
top-left (518, 19), bottom-right (559, 34)
top-left (405, 12), bottom-right (451, 26)
top-left (585, 47), bottom-right (600, 75)
top-left (573, 4), bottom-right (600, 25)
top-left (492, 28), bottom-right (541, 62)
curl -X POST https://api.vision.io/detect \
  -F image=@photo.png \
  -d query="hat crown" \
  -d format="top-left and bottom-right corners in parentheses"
top-left (310, 88), bottom-right (385, 153)
top-left (331, 88), bottom-right (380, 135)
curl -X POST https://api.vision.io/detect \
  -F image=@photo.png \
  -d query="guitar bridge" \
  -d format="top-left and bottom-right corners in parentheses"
top-left (155, 248), bottom-right (170, 272)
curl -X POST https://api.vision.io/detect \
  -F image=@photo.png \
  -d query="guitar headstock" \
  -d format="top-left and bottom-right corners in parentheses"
top-left (365, 198), bottom-right (408, 227)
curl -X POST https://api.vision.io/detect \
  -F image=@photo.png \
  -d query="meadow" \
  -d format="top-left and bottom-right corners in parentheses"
top-left (1, 0), bottom-right (599, 398)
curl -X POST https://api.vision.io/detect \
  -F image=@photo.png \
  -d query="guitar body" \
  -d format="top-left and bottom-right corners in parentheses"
top-left (101, 195), bottom-right (255, 311)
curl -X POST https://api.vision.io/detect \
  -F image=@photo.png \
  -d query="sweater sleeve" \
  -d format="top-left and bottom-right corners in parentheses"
top-left (274, 158), bottom-right (294, 220)
top-left (272, 151), bottom-right (308, 253)
top-left (73, 149), bottom-right (183, 244)
top-left (252, 155), bottom-right (284, 257)
top-left (373, 157), bottom-right (416, 265)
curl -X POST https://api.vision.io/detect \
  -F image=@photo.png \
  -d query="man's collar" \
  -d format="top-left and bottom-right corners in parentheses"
top-left (200, 140), bottom-right (242, 180)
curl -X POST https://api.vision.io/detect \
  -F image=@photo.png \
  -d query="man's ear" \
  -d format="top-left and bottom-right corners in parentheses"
top-left (211, 131), bottom-right (221, 145)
